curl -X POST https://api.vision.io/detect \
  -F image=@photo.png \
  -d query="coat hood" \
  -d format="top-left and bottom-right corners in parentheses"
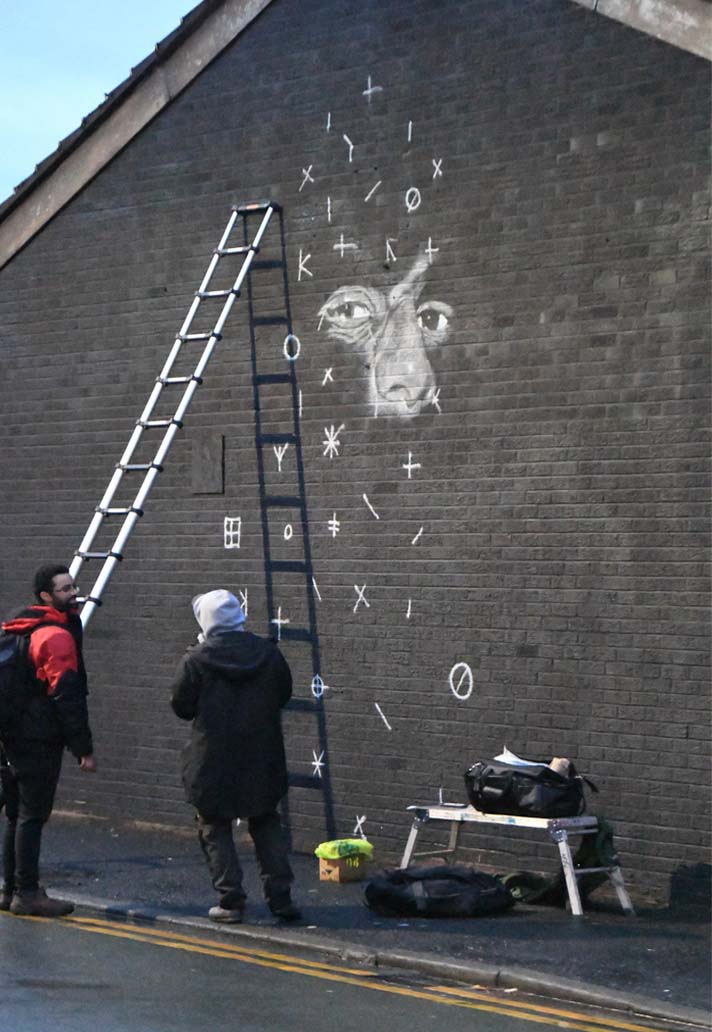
top-left (191, 631), bottom-right (275, 682)
top-left (2, 605), bottom-right (75, 635)
top-left (192, 589), bottom-right (246, 639)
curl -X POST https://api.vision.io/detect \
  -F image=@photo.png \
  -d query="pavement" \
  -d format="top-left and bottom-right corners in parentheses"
top-left (30, 813), bottom-right (712, 1029)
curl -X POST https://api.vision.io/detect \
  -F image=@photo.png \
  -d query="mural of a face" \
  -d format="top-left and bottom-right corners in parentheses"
top-left (318, 254), bottom-right (453, 418)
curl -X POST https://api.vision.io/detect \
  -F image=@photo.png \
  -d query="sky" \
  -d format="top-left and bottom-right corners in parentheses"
top-left (0, 1), bottom-right (195, 205)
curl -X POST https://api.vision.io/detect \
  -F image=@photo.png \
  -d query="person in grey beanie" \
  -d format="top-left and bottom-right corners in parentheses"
top-left (170, 589), bottom-right (300, 923)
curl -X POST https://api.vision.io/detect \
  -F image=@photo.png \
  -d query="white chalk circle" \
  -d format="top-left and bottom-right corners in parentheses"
top-left (449, 662), bottom-right (473, 701)
top-left (405, 187), bottom-right (422, 213)
top-left (311, 674), bottom-right (325, 699)
top-left (283, 333), bottom-right (301, 361)
top-left (283, 523), bottom-right (294, 540)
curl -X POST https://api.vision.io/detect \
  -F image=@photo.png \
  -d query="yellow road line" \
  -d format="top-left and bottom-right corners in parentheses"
top-left (65, 914), bottom-right (377, 977)
top-left (4, 913), bottom-right (676, 1032)
top-left (431, 986), bottom-right (674, 1032)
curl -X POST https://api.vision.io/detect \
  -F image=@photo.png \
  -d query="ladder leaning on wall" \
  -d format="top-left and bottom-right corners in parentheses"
top-left (68, 201), bottom-right (336, 838)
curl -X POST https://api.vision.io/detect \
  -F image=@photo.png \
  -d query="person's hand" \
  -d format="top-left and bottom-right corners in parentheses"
top-left (79, 755), bottom-right (97, 773)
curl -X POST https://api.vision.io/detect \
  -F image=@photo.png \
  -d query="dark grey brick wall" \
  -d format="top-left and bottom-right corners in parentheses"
top-left (0, 0), bottom-right (709, 900)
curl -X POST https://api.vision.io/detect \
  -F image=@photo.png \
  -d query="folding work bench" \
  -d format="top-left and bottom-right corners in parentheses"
top-left (399, 803), bottom-right (634, 917)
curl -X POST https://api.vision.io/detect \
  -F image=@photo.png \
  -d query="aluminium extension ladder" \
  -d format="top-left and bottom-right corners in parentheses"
top-left (68, 202), bottom-right (336, 837)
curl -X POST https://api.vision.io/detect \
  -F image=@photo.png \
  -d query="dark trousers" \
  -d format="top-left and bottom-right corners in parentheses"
top-left (1, 749), bottom-right (63, 895)
top-left (197, 810), bottom-right (293, 911)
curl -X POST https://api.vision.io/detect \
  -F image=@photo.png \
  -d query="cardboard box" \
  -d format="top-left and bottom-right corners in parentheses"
top-left (319, 854), bottom-right (367, 883)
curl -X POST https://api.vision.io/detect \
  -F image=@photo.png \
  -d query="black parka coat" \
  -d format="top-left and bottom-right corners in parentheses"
top-left (170, 631), bottom-right (292, 820)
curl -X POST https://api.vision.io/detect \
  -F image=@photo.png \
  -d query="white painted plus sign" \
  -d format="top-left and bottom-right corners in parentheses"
top-left (402, 452), bottom-right (421, 478)
top-left (270, 606), bottom-right (290, 641)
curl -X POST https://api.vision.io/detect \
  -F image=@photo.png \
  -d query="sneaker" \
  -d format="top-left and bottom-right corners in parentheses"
top-left (208, 904), bottom-right (244, 924)
top-left (10, 888), bottom-right (74, 918)
top-left (270, 901), bottom-right (302, 922)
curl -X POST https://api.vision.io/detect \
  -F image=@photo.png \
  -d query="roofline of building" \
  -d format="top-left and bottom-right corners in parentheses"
top-left (570, 0), bottom-right (712, 61)
top-left (0, 0), bottom-right (709, 272)
top-left (0, 0), bottom-right (272, 270)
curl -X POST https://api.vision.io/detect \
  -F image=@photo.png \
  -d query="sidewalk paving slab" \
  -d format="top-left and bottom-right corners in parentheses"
top-left (35, 814), bottom-right (711, 1028)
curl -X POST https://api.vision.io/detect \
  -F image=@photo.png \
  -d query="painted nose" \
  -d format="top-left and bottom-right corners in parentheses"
top-left (375, 299), bottom-right (435, 409)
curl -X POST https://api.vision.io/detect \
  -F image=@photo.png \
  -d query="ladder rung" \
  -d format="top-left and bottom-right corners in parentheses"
top-left (179, 333), bottom-right (215, 342)
top-left (255, 373), bottom-right (292, 386)
top-left (75, 551), bottom-right (122, 561)
top-left (280, 627), bottom-right (314, 644)
top-left (198, 289), bottom-right (237, 299)
top-left (138, 419), bottom-right (182, 429)
top-left (251, 259), bottom-right (284, 271)
top-left (252, 316), bottom-right (288, 327)
top-left (118, 463), bottom-right (163, 472)
top-left (97, 507), bottom-right (143, 517)
top-left (158, 375), bottom-right (203, 385)
top-left (236, 201), bottom-right (281, 214)
top-left (216, 245), bottom-right (254, 256)
top-left (268, 560), bottom-right (307, 574)
top-left (287, 697), bottom-right (321, 714)
top-left (288, 772), bottom-right (324, 789)
top-left (264, 495), bottom-right (301, 508)
top-left (258, 433), bottom-right (296, 446)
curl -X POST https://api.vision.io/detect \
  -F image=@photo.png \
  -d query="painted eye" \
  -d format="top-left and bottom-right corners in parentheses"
top-left (417, 301), bottom-right (453, 340)
top-left (329, 301), bottom-right (371, 323)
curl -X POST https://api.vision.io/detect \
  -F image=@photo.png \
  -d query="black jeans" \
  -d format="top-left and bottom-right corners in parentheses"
top-left (197, 810), bottom-right (293, 911)
top-left (1, 748), bottom-right (63, 895)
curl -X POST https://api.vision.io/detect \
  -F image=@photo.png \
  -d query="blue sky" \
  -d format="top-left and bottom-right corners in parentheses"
top-left (0, 1), bottom-right (194, 204)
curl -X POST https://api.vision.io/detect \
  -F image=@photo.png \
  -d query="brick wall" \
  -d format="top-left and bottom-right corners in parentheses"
top-left (0, 0), bottom-right (709, 899)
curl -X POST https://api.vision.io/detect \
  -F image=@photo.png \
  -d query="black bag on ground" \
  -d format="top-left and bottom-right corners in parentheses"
top-left (364, 864), bottom-right (515, 918)
top-left (465, 760), bottom-right (597, 818)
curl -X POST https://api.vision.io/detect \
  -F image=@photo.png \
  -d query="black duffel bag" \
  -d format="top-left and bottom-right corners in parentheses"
top-left (465, 760), bottom-right (597, 818)
top-left (364, 864), bottom-right (514, 918)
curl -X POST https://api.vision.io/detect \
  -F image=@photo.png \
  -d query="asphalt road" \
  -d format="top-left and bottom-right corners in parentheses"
top-left (0, 912), bottom-right (696, 1032)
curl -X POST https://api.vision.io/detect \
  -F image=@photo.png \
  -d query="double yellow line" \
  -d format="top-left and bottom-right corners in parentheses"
top-left (16, 914), bottom-right (675, 1032)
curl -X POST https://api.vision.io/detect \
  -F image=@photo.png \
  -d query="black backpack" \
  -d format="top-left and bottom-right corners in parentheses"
top-left (364, 864), bottom-right (515, 918)
top-left (0, 630), bottom-right (33, 742)
top-left (465, 760), bottom-right (598, 819)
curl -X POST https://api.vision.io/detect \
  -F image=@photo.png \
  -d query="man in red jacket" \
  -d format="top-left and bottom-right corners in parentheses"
top-left (1, 564), bottom-right (96, 917)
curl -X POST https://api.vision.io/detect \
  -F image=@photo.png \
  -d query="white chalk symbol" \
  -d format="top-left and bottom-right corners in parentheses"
top-left (328, 513), bottom-right (341, 538)
top-left (223, 516), bottom-right (241, 549)
top-left (353, 584), bottom-right (369, 613)
top-left (405, 187), bottom-right (421, 213)
top-left (449, 662), bottom-right (474, 701)
top-left (364, 180), bottom-right (382, 203)
top-left (283, 333), bottom-right (301, 362)
top-left (362, 76), bottom-right (383, 102)
top-left (283, 524), bottom-right (293, 541)
top-left (312, 750), bottom-right (325, 778)
top-left (402, 452), bottom-right (421, 478)
top-left (385, 238), bottom-right (398, 263)
top-left (343, 134), bottom-right (355, 162)
top-left (271, 607), bottom-right (290, 641)
top-left (323, 424), bottom-right (345, 459)
top-left (311, 576), bottom-right (322, 602)
top-left (430, 388), bottom-right (442, 413)
top-left (354, 815), bottom-right (367, 839)
top-left (273, 443), bottom-right (289, 472)
top-left (411, 527), bottom-right (424, 545)
top-left (239, 589), bottom-right (248, 617)
top-left (363, 494), bottom-right (380, 520)
top-left (432, 157), bottom-right (443, 179)
top-left (375, 703), bottom-right (392, 731)
top-left (426, 237), bottom-right (439, 264)
top-left (311, 674), bottom-right (330, 699)
top-left (322, 368), bottom-right (334, 386)
top-left (298, 249), bottom-right (312, 281)
top-left (299, 165), bottom-right (315, 191)
top-left (334, 233), bottom-right (358, 257)
top-left (406, 599), bottom-right (412, 619)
